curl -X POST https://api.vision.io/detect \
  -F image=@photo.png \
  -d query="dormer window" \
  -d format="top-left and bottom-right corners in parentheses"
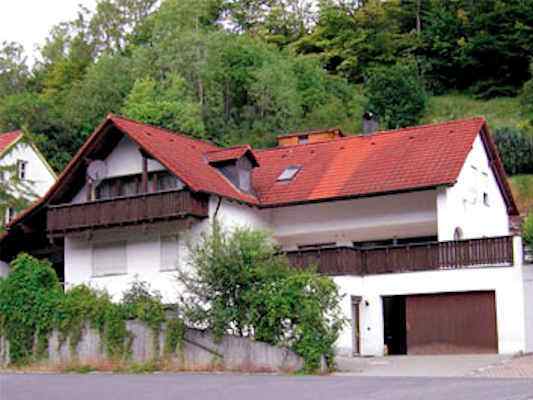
top-left (277, 165), bottom-right (301, 181)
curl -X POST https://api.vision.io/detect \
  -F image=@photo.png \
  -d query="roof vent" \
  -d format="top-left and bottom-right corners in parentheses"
top-left (277, 165), bottom-right (301, 181)
top-left (363, 112), bottom-right (379, 135)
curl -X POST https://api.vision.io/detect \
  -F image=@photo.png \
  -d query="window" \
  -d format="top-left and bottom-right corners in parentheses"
top-left (92, 242), bottom-right (127, 277)
top-left (277, 165), bottom-right (301, 181)
top-left (161, 235), bottom-right (179, 271)
top-left (4, 207), bottom-right (15, 225)
top-left (298, 135), bottom-right (309, 144)
top-left (155, 171), bottom-right (181, 192)
top-left (483, 192), bottom-right (490, 207)
top-left (17, 160), bottom-right (27, 180)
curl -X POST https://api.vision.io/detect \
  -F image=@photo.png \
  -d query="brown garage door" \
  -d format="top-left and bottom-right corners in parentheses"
top-left (406, 291), bottom-right (498, 355)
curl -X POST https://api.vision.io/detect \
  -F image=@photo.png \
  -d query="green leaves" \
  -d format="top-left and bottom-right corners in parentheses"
top-left (364, 63), bottom-right (428, 129)
top-left (178, 222), bottom-right (346, 372)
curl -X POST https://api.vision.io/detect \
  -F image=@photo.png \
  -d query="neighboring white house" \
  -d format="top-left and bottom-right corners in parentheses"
top-left (0, 130), bottom-right (56, 276)
top-left (2, 114), bottom-right (531, 357)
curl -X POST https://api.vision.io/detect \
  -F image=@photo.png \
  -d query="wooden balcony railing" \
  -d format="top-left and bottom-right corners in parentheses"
top-left (286, 236), bottom-right (515, 276)
top-left (47, 189), bottom-right (209, 234)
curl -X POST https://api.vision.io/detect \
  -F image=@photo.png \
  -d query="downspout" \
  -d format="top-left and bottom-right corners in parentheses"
top-left (213, 196), bottom-right (223, 221)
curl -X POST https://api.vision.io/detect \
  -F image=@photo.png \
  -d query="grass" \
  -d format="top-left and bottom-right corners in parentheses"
top-left (510, 175), bottom-right (533, 214)
top-left (422, 93), bottom-right (528, 131)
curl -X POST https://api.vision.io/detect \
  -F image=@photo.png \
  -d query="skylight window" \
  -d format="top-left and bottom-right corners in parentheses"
top-left (277, 165), bottom-right (301, 181)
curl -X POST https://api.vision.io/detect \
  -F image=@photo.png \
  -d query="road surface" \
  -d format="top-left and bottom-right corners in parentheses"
top-left (1, 373), bottom-right (532, 400)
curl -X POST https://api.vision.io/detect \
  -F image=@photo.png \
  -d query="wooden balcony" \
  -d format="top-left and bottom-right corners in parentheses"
top-left (47, 189), bottom-right (209, 234)
top-left (286, 236), bottom-right (515, 276)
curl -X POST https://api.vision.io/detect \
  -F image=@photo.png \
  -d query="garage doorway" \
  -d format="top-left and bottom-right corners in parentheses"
top-left (383, 296), bottom-right (407, 355)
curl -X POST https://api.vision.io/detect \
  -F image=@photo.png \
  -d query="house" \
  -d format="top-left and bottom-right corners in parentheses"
top-left (0, 130), bottom-right (56, 276)
top-left (1, 114), bottom-right (531, 357)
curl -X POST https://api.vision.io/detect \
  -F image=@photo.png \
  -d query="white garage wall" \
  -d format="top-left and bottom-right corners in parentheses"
top-left (334, 243), bottom-right (527, 356)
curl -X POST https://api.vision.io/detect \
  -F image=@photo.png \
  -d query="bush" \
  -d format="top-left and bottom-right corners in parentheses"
top-left (0, 254), bottom-right (63, 365)
top-left (178, 223), bottom-right (345, 372)
top-left (493, 127), bottom-right (533, 176)
top-left (0, 255), bottom-right (178, 365)
top-left (364, 63), bottom-right (428, 129)
top-left (523, 213), bottom-right (533, 247)
top-left (520, 66), bottom-right (533, 120)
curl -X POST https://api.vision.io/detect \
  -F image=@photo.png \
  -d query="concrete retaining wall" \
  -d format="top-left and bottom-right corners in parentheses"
top-left (0, 321), bottom-right (304, 372)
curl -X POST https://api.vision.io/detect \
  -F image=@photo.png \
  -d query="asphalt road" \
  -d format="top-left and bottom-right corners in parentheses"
top-left (1, 373), bottom-right (533, 400)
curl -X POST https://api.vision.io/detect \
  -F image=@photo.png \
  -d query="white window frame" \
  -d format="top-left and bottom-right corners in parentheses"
top-left (92, 241), bottom-right (127, 277)
top-left (160, 234), bottom-right (180, 272)
top-left (17, 160), bottom-right (28, 180)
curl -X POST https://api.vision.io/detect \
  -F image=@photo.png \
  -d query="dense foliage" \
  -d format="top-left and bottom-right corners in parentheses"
top-left (364, 63), bottom-right (428, 129)
top-left (178, 223), bottom-right (345, 372)
top-left (523, 212), bottom-right (533, 248)
top-left (493, 127), bottom-right (533, 176)
top-left (0, 0), bottom-right (532, 172)
top-left (0, 254), bottom-right (178, 366)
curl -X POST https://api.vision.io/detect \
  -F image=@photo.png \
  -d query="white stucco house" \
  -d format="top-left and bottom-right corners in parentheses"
top-left (1, 114), bottom-right (531, 357)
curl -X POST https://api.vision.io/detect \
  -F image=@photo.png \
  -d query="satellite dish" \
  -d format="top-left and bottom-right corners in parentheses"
top-left (87, 160), bottom-right (108, 182)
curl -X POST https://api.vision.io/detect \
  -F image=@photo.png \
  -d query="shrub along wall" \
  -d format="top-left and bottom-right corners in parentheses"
top-left (0, 321), bottom-right (304, 372)
top-left (0, 254), bottom-right (306, 372)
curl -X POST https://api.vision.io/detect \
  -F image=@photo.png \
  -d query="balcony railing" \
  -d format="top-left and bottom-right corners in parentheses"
top-left (47, 189), bottom-right (209, 234)
top-left (286, 236), bottom-right (515, 276)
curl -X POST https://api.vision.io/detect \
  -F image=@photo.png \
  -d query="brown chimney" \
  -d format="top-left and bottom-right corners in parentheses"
top-left (277, 128), bottom-right (344, 147)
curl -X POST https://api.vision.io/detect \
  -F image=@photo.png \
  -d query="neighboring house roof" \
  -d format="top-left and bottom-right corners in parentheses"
top-left (5, 114), bottom-right (519, 230)
top-left (0, 130), bottom-right (23, 157)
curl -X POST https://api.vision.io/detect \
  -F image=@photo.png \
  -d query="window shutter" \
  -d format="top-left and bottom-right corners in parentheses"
top-left (161, 235), bottom-right (179, 271)
top-left (92, 242), bottom-right (127, 276)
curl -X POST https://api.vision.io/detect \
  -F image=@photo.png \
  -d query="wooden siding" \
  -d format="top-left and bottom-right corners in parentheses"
top-left (47, 189), bottom-right (208, 234)
top-left (405, 291), bottom-right (498, 354)
top-left (286, 236), bottom-right (514, 276)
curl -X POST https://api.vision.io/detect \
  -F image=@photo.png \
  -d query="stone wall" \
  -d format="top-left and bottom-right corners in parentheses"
top-left (0, 321), bottom-right (304, 372)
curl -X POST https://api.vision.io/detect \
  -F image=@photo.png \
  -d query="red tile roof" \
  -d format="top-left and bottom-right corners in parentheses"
top-left (5, 115), bottom-right (518, 231)
top-left (0, 130), bottom-right (22, 155)
top-left (254, 118), bottom-right (489, 206)
top-left (110, 116), bottom-right (259, 204)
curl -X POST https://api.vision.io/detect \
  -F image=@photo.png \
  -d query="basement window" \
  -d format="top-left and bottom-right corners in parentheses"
top-left (277, 165), bottom-right (301, 182)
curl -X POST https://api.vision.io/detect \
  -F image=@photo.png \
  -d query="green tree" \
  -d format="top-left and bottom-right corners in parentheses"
top-left (364, 63), bottom-right (428, 129)
top-left (178, 223), bottom-right (345, 371)
top-left (0, 41), bottom-right (29, 98)
top-left (122, 74), bottom-right (206, 136)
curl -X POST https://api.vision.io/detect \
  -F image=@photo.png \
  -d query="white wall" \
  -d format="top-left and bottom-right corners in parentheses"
top-left (63, 197), bottom-right (270, 302)
top-left (0, 141), bottom-right (56, 199)
top-left (437, 134), bottom-right (510, 241)
top-left (334, 249), bottom-right (527, 356)
top-left (0, 261), bottom-right (9, 277)
top-left (270, 191), bottom-right (438, 249)
top-left (64, 219), bottom-right (207, 302)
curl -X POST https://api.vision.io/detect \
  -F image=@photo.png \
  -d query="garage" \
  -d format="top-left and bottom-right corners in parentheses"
top-left (383, 291), bottom-right (498, 355)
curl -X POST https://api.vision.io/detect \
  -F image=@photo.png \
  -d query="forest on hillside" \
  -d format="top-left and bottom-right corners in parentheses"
top-left (1, 0), bottom-right (533, 192)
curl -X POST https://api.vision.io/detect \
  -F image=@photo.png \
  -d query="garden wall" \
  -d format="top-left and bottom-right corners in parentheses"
top-left (0, 321), bottom-right (304, 372)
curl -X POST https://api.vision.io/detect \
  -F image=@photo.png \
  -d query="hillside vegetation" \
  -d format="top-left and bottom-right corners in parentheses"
top-left (0, 0), bottom-right (532, 213)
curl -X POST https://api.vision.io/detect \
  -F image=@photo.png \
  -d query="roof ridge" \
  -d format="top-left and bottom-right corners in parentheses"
top-left (204, 144), bottom-right (251, 154)
top-left (108, 114), bottom-right (220, 149)
top-left (255, 116), bottom-right (486, 153)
